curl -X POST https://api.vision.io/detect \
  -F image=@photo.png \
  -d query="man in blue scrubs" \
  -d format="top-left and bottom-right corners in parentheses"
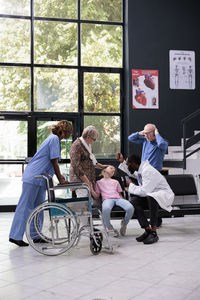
top-left (9, 120), bottom-right (72, 247)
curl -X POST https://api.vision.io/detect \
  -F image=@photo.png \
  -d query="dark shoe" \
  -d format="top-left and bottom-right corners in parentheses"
top-left (33, 238), bottom-right (48, 243)
top-left (136, 230), bottom-right (151, 242)
top-left (9, 238), bottom-right (29, 247)
top-left (143, 232), bottom-right (159, 244)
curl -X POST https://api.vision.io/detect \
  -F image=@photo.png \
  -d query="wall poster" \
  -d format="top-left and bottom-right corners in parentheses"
top-left (169, 50), bottom-right (195, 90)
top-left (132, 69), bottom-right (159, 109)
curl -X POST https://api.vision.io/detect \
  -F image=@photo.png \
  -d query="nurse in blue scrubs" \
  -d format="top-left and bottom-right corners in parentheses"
top-left (9, 120), bottom-right (73, 247)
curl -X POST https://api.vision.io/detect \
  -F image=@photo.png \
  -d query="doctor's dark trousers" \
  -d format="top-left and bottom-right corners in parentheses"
top-left (130, 196), bottom-right (159, 228)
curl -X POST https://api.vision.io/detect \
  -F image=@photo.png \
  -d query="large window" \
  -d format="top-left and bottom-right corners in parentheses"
top-left (0, 0), bottom-right (124, 207)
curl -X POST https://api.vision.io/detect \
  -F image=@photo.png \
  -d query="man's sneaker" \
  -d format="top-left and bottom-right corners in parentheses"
top-left (120, 220), bottom-right (127, 236)
top-left (107, 225), bottom-right (119, 237)
top-left (136, 230), bottom-right (151, 242)
top-left (143, 231), bottom-right (159, 244)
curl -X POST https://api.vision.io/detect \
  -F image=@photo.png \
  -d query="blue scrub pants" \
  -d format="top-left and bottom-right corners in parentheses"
top-left (9, 182), bottom-right (46, 240)
top-left (102, 198), bottom-right (134, 229)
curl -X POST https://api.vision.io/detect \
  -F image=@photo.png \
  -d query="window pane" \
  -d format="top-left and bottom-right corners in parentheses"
top-left (34, 0), bottom-right (77, 19)
top-left (81, 24), bottom-right (122, 67)
top-left (34, 21), bottom-right (77, 65)
top-left (0, 121), bottom-right (27, 159)
top-left (0, 19), bottom-right (30, 63)
top-left (84, 115), bottom-right (120, 158)
top-left (0, 0), bottom-right (30, 16)
top-left (37, 121), bottom-right (72, 159)
top-left (84, 72), bottom-right (120, 113)
top-left (34, 68), bottom-right (78, 112)
top-left (0, 165), bottom-right (23, 205)
top-left (0, 67), bottom-right (30, 111)
top-left (81, 0), bottom-right (122, 22)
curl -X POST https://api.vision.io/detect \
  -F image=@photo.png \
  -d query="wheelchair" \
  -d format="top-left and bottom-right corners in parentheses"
top-left (25, 175), bottom-right (114, 256)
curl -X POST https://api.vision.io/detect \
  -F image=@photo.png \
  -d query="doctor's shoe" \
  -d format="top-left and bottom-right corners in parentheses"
top-left (9, 238), bottom-right (29, 247)
top-left (136, 230), bottom-right (151, 242)
top-left (143, 231), bottom-right (159, 244)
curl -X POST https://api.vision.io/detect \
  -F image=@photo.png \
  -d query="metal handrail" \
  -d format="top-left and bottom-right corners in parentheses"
top-left (181, 108), bottom-right (200, 124)
top-left (181, 108), bottom-right (200, 169)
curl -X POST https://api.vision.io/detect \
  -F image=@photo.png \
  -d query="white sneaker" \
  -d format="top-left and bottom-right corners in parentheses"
top-left (107, 225), bottom-right (119, 237)
top-left (120, 220), bottom-right (127, 236)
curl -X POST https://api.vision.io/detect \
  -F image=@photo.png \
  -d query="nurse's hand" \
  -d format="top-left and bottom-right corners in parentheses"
top-left (59, 180), bottom-right (70, 185)
top-left (59, 175), bottom-right (67, 184)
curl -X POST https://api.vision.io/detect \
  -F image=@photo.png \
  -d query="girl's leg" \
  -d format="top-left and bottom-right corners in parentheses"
top-left (115, 198), bottom-right (134, 224)
top-left (102, 199), bottom-right (115, 228)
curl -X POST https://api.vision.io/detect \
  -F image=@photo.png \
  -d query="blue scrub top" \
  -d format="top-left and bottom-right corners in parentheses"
top-left (23, 134), bottom-right (60, 187)
top-left (128, 132), bottom-right (168, 171)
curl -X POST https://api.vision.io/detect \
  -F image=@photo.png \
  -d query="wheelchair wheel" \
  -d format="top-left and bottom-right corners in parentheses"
top-left (90, 237), bottom-right (102, 255)
top-left (93, 228), bottom-right (103, 242)
top-left (26, 202), bottom-right (78, 256)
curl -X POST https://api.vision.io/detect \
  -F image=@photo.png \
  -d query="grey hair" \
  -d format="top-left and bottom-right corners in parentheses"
top-left (82, 125), bottom-right (99, 139)
top-left (145, 123), bottom-right (156, 130)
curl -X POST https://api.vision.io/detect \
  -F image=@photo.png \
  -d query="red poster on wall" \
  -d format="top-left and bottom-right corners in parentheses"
top-left (132, 69), bottom-right (159, 109)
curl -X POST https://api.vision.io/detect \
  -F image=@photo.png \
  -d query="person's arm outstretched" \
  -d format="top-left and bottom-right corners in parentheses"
top-left (51, 158), bottom-right (68, 184)
top-left (90, 186), bottom-right (100, 199)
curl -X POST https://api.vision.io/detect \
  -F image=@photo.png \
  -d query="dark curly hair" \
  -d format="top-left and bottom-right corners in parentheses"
top-left (127, 154), bottom-right (141, 165)
top-left (51, 120), bottom-right (72, 138)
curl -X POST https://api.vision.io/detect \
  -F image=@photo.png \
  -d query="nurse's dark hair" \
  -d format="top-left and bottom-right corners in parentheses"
top-left (51, 120), bottom-right (72, 137)
top-left (127, 154), bottom-right (141, 165)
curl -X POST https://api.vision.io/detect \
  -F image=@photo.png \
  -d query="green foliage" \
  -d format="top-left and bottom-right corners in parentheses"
top-left (84, 115), bottom-right (120, 158)
top-left (81, 0), bottom-right (122, 22)
top-left (81, 24), bottom-right (122, 67)
top-left (0, 18), bottom-right (30, 63)
top-left (34, 0), bottom-right (77, 19)
top-left (0, 67), bottom-right (30, 111)
top-left (84, 72), bottom-right (120, 113)
top-left (0, 0), bottom-right (30, 15)
top-left (0, 0), bottom-right (123, 158)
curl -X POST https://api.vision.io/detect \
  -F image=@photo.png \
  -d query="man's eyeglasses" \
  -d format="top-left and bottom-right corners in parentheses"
top-left (90, 136), bottom-right (96, 142)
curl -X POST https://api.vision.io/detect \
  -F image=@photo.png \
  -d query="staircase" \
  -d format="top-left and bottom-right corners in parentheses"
top-left (163, 108), bottom-right (200, 208)
top-left (163, 108), bottom-right (200, 171)
top-left (164, 131), bottom-right (200, 175)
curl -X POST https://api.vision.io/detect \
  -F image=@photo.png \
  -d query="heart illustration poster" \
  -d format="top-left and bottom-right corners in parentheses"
top-left (132, 69), bottom-right (159, 109)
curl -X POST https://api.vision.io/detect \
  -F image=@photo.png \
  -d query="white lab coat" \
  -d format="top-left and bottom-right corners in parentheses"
top-left (119, 160), bottom-right (174, 212)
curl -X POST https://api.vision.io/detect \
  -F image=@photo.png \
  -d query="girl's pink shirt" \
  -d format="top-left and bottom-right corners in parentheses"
top-left (95, 177), bottom-right (122, 201)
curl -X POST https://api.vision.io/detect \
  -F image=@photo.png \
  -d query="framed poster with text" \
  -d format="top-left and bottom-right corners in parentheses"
top-left (132, 69), bottom-right (159, 109)
top-left (169, 50), bottom-right (195, 90)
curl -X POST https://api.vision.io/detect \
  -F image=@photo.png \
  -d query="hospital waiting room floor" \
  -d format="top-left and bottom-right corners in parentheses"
top-left (1, 213), bottom-right (200, 300)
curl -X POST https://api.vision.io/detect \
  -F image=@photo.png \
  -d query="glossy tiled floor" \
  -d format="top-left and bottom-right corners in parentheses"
top-left (1, 213), bottom-right (200, 300)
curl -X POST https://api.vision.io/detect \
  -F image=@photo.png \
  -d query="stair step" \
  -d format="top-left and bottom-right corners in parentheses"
top-left (163, 159), bottom-right (184, 168)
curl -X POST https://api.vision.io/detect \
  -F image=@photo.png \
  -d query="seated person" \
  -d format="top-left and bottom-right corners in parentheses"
top-left (118, 154), bottom-right (174, 244)
top-left (91, 165), bottom-right (134, 237)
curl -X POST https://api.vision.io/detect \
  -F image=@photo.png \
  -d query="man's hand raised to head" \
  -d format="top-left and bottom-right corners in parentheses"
top-left (155, 127), bottom-right (159, 135)
top-left (139, 130), bottom-right (145, 136)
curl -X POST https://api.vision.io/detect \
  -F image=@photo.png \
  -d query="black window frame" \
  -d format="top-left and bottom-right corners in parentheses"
top-left (0, 0), bottom-right (125, 210)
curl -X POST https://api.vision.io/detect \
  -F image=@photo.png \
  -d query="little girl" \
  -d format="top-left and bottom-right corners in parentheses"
top-left (91, 165), bottom-right (134, 236)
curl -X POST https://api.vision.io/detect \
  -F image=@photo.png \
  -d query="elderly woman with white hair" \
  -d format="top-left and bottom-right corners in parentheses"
top-left (69, 125), bottom-right (107, 198)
